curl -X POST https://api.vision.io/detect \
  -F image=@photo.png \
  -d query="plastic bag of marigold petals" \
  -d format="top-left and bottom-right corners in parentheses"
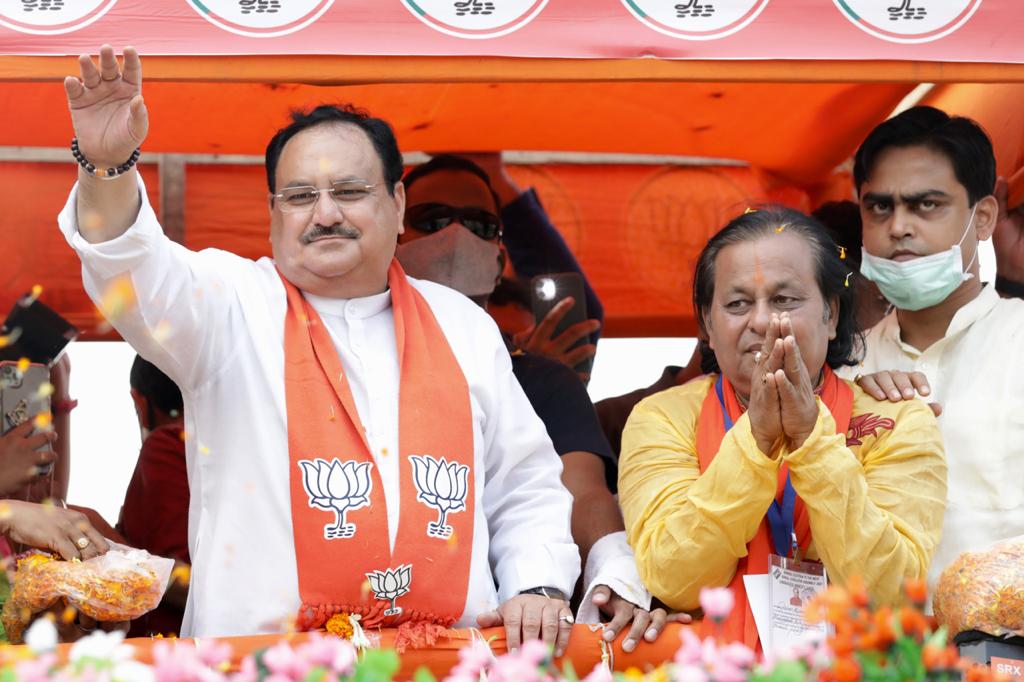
top-left (1, 543), bottom-right (174, 643)
top-left (933, 535), bottom-right (1024, 639)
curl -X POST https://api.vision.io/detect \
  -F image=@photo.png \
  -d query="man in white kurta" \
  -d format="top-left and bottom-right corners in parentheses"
top-left (838, 105), bottom-right (1024, 589)
top-left (59, 46), bottom-right (579, 645)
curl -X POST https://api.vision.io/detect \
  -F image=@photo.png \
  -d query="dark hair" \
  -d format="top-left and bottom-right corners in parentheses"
top-left (130, 355), bottom-right (183, 416)
top-left (692, 207), bottom-right (861, 375)
top-left (403, 154), bottom-right (503, 214)
top-left (854, 105), bottom-right (996, 206)
top-left (812, 201), bottom-right (863, 271)
top-left (264, 104), bottom-right (404, 196)
top-left (489, 277), bottom-right (531, 311)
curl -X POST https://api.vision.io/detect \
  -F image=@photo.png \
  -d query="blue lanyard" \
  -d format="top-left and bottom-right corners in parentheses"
top-left (714, 377), bottom-right (797, 558)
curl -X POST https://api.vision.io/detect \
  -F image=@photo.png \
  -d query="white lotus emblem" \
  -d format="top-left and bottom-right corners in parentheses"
top-left (366, 565), bottom-right (412, 617)
top-left (410, 455), bottom-right (469, 539)
top-left (298, 458), bottom-right (373, 539)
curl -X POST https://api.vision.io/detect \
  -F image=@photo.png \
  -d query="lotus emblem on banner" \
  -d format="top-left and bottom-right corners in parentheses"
top-left (0, 0), bottom-right (118, 35)
top-left (366, 565), bottom-right (412, 617)
top-left (410, 455), bottom-right (469, 539)
top-left (186, 0), bottom-right (334, 38)
top-left (401, 0), bottom-right (548, 39)
top-left (833, 0), bottom-right (982, 43)
top-left (298, 458), bottom-right (373, 539)
top-left (621, 0), bottom-right (770, 41)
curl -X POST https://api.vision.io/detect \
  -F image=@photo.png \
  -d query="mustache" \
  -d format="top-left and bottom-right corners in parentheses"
top-left (300, 223), bottom-right (361, 245)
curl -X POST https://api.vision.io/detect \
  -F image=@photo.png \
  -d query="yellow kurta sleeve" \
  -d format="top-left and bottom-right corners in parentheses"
top-left (618, 377), bottom-right (784, 612)
top-left (786, 385), bottom-right (947, 605)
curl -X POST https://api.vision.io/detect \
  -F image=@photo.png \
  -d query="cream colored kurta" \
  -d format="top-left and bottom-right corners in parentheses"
top-left (839, 285), bottom-right (1024, 588)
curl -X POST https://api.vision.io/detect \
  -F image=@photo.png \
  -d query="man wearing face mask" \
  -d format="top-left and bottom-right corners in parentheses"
top-left (396, 155), bottom-right (692, 651)
top-left (838, 106), bottom-right (1024, 589)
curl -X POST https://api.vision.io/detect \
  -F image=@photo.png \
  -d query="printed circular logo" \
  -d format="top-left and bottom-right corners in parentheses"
top-left (621, 0), bottom-right (770, 41)
top-left (833, 0), bottom-right (982, 44)
top-left (402, 0), bottom-right (548, 39)
top-left (0, 0), bottom-right (117, 35)
top-left (187, 0), bottom-right (334, 38)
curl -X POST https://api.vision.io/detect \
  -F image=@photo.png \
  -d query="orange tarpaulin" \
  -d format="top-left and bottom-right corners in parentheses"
top-left (1, 66), bottom-right (1023, 335)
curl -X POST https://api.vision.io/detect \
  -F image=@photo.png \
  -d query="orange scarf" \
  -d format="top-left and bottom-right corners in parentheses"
top-left (282, 260), bottom-right (474, 632)
top-left (694, 367), bottom-right (852, 651)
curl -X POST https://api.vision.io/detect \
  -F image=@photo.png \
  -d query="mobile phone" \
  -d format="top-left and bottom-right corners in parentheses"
top-left (529, 273), bottom-right (594, 376)
top-left (0, 294), bottom-right (78, 366)
top-left (0, 361), bottom-right (53, 475)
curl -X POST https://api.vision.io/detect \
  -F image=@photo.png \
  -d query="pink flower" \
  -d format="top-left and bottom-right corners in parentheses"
top-left (699, 587), bottom-right (734, 621)
top-left (707, 660), bottom-right (747, 682)
top-left (446, 640), bottom-right (493, 681)
top-left (195, 640), bottom-right (233, 669)
top-left (674, 664), bottom-right (710, 682)
top-left (519, 639), bottom-right (551, 666)
top-left (719, 642), bottom-right (756, 670)
top-left (231, 656), bottom-right (259, 682)
top-left (674, 629), bottom-right (704, 667)
top-left (489, 653), bottom-right (543, 682)
top-left (262, 642), bottom-right (299, 678)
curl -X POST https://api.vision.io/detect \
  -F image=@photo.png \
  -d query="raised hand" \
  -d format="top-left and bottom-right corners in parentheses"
top-left (64, 45), bottom-right (148, 171)
top-left (747, 314), bottom-right (784, 456)
top-left (774, 313), bottom-right (820, 450)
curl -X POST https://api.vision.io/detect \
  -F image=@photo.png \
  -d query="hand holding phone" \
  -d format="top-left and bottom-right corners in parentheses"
top-left (519, 274), bottom-right (600, 378)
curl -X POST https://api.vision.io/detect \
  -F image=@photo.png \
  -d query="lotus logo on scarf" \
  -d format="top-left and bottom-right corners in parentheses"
top-left (366, 565), bottom-right (412, 617)
top-left (298, 458), bottom-right (373, 539)
top-left (410, 455), bottom-right (470, 539)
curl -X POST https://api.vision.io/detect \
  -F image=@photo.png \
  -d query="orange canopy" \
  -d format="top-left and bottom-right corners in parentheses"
top-left (2, 57), bottom-right (1023, 337)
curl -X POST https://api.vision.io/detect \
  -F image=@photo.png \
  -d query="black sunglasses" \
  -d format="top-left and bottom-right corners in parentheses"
top-left (404, 204), bottom-right (502, 241)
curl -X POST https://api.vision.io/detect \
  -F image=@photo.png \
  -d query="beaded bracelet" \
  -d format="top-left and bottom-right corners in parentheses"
top-left (71, 137), bottom-right (141, 178)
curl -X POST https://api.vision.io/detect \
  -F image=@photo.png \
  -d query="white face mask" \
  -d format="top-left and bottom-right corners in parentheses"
top-left (860, 204), bottom-right (978, 312)
top-left (395, 224), bottom-right (502, 298)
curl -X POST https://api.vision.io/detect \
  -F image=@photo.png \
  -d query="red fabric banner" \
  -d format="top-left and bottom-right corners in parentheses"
top-left (0, 0), bottom-right (1020, 63)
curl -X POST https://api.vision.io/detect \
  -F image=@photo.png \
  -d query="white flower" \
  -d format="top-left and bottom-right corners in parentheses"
top-left (70, 629), bottom-right (134, 664)
top-left (113, 660), bottom-right (157, 682)
top-left (25, 618), bottom-right (58, 654)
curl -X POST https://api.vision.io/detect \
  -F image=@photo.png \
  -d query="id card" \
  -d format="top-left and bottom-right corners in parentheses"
top-left (767, 554), bottom-right (828, 649)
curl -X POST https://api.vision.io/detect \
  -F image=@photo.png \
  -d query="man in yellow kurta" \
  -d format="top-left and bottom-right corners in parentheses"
top-left (618, 207), bottom-right (946, 649)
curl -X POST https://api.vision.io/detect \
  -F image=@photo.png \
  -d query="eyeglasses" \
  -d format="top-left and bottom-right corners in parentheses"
top-left (404, 203), bottom-right (502, 241)
top-left (272, 180), bottom-right (378, 214)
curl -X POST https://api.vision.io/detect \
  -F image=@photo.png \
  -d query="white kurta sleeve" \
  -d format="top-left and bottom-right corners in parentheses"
top-left (58, 177), bottom-right (247, 391)
top-left (477, 319), bottom-right (581, 602)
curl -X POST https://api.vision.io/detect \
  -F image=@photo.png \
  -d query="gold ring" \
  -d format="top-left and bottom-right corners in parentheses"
top-left (76, 537), bottom-right (90, 550)
top-left (559, 614), bottom-right (575, 625)
top-left (854, 374), bottom-right (864, 383)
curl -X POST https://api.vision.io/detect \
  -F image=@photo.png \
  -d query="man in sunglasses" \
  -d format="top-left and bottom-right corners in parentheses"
top-left (396, 155), bottom-right (691, 650)
top-left (58, 46), bottom-right (580, 653)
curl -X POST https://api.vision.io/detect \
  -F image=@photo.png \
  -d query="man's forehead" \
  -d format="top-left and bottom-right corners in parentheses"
top-left (406, 169), bottom-right (497, 211)
top-left (862, 145), bottom-right (962, 194)
top-left (276, 122), bottom-right (382, 180)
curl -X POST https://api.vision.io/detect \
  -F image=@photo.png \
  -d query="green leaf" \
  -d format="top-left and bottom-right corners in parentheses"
top-left (561, 660), bottom-right (580, 682)
top-left (302, 667), bottom-right (328, 682)
top-left (412, 666), bottom-right (436, 682)
top-left (352, 649), bottom-right (401, 682)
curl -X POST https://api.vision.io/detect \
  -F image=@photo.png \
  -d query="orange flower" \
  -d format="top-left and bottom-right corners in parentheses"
top-left (830, 633), bottom-right (855, 657)
top-left (832, 656), bottom-right (861, 682)
top-left (847, 576), bottom-right (869, 608)
top-left (870, 606), bottom-right (895, 649)
top-left (898, 606), bottom-right (929, 639)
top-left (922, 644), bottom-right (944, 669)
top-left (325, 612), bottom-right (354, 639)
top-left (904, 578), bottom-right (928, 606)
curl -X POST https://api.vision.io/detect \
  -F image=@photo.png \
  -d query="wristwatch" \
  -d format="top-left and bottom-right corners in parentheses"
top-left (520, 586), bottom-right (567, 601)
